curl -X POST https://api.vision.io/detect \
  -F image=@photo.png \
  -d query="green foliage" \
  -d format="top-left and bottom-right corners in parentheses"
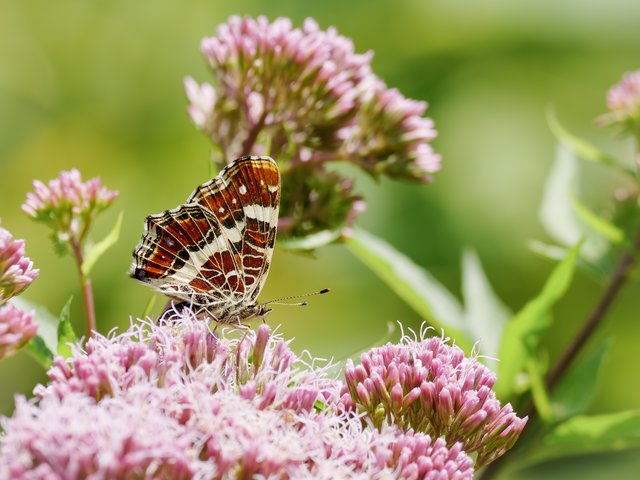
top-left (25, 335), bottom-right (53, 369)
top-left (81, 211), bottom-right (124, 276)
top-left (546, 109), bottom-right (635, 178)
top-left (550, 340), bottom-right (611, 422)
top-left (346, 228), bottom-right (470, 350)
top-left (56, 297), bottom-right (77, 358)
top-left (279, 229), bottom-right (342, 251)
top-left (461, 249), bottom-right (511, 367)
top-left (539, 411), bottom-right (640, 458)
top-left (495, 243), bottom-right (580, 399)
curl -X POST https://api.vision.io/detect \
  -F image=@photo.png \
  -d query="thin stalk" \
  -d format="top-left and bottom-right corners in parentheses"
top-left (70, 239), bottom-right (96, 337)
top-left (546, 229), bottom-right (640, 389)
top-left (480, 228), bottom-right (640, 480)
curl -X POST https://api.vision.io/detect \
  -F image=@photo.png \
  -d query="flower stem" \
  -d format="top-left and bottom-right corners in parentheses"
top-left (546, 229), bottom-right (640, 389)
top-left (479, 228), bottom-right (640, 480)
top-left (70, 239), bottom-right (97, 337)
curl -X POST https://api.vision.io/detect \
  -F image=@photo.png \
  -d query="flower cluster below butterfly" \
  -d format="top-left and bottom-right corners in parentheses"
top-left (130, 156), bottom-right (280, 324)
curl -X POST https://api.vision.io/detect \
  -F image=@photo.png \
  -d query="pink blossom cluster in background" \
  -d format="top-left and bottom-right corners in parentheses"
top-left (22, 169), bottom-right (118, 245)
top-left (186, 16), bottom-right (442, 239)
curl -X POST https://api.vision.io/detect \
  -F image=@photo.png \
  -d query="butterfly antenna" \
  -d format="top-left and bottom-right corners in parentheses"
top-left (264, 288), bottom-right (330, 307)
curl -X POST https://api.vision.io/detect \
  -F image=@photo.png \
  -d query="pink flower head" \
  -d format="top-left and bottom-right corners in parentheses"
top-left (188, 16), bottom-right (441, 240)
top-left (599, 70), bottom-right (640, 132)
top-left (2, 311), bottom-right (477, 477)
top-left (0, 227), bottom-right (39, 304)
top-left (0, 393), bottom-right (197, 479)
top-left (607, 71), bottom-right (640, 119)
top-left (0, 303), bottom-right (37, 360)
top-left (338, 325), bottom-right (527, 468)
top-left (22, 169), bottom-right (118, 246)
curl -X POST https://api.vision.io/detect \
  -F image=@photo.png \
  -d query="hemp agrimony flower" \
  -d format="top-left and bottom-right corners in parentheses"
top-left (0, 303), bottom-right (37, 360)
top-left (3, 311), bottom-right (477, 478)
top-left (338, 327), bottom-right (528, 468)
top-left (187, 16), bottom-right (441, 239)
top-left (0, 226), bottom-right (39, 304)
top-left (22, 169), bottom-right (118, 255)
top-left (22, 169), bottom-right (118, 336)
top-left (0, 226), bottom-right (39, 360)
top-left (598, 70), bottom-right (640, 135)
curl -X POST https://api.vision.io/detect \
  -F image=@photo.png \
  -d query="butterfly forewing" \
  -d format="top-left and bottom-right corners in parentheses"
top-left (188, 157), bottom-right (280, 301)
top-left (130, 156), bottom-right (280, 320)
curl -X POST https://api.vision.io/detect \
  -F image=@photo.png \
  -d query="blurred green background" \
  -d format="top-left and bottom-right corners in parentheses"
top-left (1, 0), bottom-right (639, 477)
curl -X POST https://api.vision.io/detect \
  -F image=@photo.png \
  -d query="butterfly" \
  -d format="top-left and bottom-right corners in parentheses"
top-left (130, 156), bottom-right (280, 323)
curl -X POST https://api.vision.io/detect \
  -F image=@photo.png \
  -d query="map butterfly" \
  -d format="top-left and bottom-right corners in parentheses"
top-left (130, 156), bottom-right (280, 323)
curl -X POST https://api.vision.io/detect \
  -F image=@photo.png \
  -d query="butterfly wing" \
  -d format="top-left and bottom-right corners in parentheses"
top-left (130, 156), bottom-right (280, 309)
top-left (187, 156), bottom-right (280, 302)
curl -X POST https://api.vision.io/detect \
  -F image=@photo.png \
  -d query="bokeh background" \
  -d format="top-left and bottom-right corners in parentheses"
top-left (1, 0), bottom-right (639, 477)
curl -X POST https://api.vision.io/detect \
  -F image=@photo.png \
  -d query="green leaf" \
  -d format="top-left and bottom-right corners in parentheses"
top-left (570, 194), bottom-right (625, 245)
top-left (550, 340), bottom-right (611, 421)
top-left (527, 357), bottom-right (553, 423)
top-left (461, 249), bottom-right (511, 368)
top-left (539, 145), bottom-right (609, 262)
top-left (10, 297), bottom-right (58, 354)
top-left (279, 229), bottom-right (342, 251)
top-left (495, 242), bottom-right (580, 399)
top-left (81, 211), bottom-right (123, 276)
top-left (540, 411), bottom-right (640, 459)
top-left (346, 228), bottom-right (470, 350)
top-left (57, 297), bottom-right (77, 357)
top-left (547, 108), bottom-right (636, 178)
top-left (25, 335), bottom-right (54, 368)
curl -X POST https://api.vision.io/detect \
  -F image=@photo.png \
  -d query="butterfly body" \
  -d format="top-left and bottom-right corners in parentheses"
top-left (130, 156), bottom-right (280, 324)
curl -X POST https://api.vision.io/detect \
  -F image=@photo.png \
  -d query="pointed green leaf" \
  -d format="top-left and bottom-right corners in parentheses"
top-left (25, 335), bottom-right (54, 368)
top-left (495, 243), bottom-right (580, 399)
top-left (279, 229), bottom-right (342, 251)
top-left (346, 228), bottom-right (470, 349)
top-left (461, 249), bottom-right (511, 368)
top-left (528, 358), bottom-right (553, 423)
top-left (547, 108), bottom-right (636, 178)
top-left (540, 144), bottom-right (583, 247)
top-left (539, 145), bottom-right (608, 262)
top-left (551, 340), bottom-right (611, 421)
top-left (57, 297), bottom-right (77, 358)
top-left (10, 297), bottom-right (57, 354)
top-left (81, 211), bottom-right (123, 276)
top-left (540, 411), bottom-right (640, 459)
top-left (570, 194), bottom-right (625, 245)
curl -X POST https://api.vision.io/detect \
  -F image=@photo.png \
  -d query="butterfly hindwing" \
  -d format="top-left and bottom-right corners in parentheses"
top-left (130, 156), bottom-right (280, 318)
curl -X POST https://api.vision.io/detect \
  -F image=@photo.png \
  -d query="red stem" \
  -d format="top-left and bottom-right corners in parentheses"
top-left (71, 239), bottom-right (97, 337)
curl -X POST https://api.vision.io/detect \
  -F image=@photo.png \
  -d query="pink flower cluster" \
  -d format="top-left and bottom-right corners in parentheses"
top-left (187, 16), bottom-right (441, 239)
top-left (338, 326), bottom-right (528, 467)
top-left (0, 226), bottom-right (38, 360)
top-left (22, 169), bottom-right (118, 246)
top-left (598, 69), bottom-right (640, 132)
top-left (0, 303), bottom-right (37, 360)
top-left (0, 227), bottom-right (39, 304)
top-left (0, 311), bottom-right (487, 479)
top-left (607, 71), bottom-right (640, 121)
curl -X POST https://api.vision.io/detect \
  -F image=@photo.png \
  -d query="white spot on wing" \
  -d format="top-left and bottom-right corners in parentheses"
top-left (218, 207), bottom-right (224, 213)
top-left (239, 185), bottom-right (247, 195)
top-left (243, 205), bottom-right (276, 223)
